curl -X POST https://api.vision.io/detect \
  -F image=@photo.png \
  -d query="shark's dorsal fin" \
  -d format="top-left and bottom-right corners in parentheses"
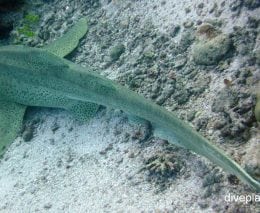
top-left (0, 100), bottom-right (26, 156)
top-left (44, 18), bottom-right (88, 58)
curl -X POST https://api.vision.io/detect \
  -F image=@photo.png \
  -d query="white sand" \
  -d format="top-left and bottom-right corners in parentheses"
top-left (0, 109), bottom-right (207, 212)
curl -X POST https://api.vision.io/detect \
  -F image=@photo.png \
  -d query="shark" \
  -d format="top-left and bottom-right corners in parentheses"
top-left (0, 18), bottom-right (259, 192)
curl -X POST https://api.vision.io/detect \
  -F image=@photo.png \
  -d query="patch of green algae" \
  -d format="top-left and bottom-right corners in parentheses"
top-left (17, 13), bottom-right (40, 38)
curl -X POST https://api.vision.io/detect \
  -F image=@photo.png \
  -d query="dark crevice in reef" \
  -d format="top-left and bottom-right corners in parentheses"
top-left (0, 23), bottom-right (12, 39)
top-left (0, 0), bottom-right (25, 39)
top-left (0, 0), bottom-right (24, 12)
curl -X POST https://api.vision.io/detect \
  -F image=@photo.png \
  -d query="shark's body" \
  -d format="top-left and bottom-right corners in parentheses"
top-left (0, 19), bottom-right (259, 192)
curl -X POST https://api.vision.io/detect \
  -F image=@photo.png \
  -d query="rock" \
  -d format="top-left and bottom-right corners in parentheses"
top-left (179, 30), bottom-right (195, 52)
top-left (196, 23), bottom-right (218, 39)
top-left (22, 127), bottom-right (34, 142)
top-left (244, 0), bottom-right (260, 10)
top-left (209, 3), bottom-right (218, 14)
top-left (202, 183), bottom-right (221, 199)
top-left (198, 3), bottom-right (204, 8)
top-left (99, 143), bottom-right (113, 155)
top-left (198, 201), bottom-right (209, 209)
top-left (202, 169), bottom-right (223, 187)
top-left (227, 174), bottom-right (240, 185)
top-left (169, 25), bottom-right (180, 37)
top-left (211, 88), bottom-right (238, 112)
top-left (183, 21), bottom-right (194, 28)
top-left (232, 27), bottom-right (257, 56)
top-left (156, 85), bottom-right (175, 105)
top-left (254, 48), bottom-right (260, 65)
top-left (255, 93), bottom-right (260, 121)
top-left (43, 203), bottom-right (52, 210)
top-left (110, 43), bottom-right (125, 62)
top-left (185, 7), bottom-right (191, 13)
top-left (212, 116), bottom-right (227, 130)
top-left (247, 16), bottom-right (259, 28)
top-left (143, 50), bottom-right (155, 62)
top-left (51, 122), bottom-right (60, 133)
top-left (194, 117), bottom-right (209, 131)
top-left (128, 152), bottom-right (135, 158)
top-left (173, 54), bottom-right (187, 68)
top-left (21, 117), bottom-right (41, 142)
top-left (187, 111), bottom-right (196, 121)
top-left (192, 34), bottom-right (231, 65)
top-left (242, 139), bottom-right (260, 179)
top-left (173, 87), bottom-right (190, 105)
top-left (229, 0), bottom-right (243, 12)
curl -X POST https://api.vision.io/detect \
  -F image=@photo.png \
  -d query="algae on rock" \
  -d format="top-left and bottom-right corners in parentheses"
top-left (110, 43), bottom-right (125, 62)
top-left (255, 93), bottom-right (260, 121)
top-left (192, 34), bottom-right (231, 65)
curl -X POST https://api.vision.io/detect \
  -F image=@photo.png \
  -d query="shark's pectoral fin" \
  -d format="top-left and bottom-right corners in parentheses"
top-left (44, 18), bottom-right (88, 58)
top-left (67, 101), bottom-right (100, 122)
top-left (0, 100), bottom-right (26, 157)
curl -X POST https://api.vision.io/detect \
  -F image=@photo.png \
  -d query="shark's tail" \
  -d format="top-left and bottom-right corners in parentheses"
top-left (113, 86), bottom-right (260, 192)
top-left (153, 121), bottom-right (260, 192)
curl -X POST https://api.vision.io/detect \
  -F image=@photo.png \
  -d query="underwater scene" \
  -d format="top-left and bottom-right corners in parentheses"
top-left (0, 0), bottom-right (259, 212)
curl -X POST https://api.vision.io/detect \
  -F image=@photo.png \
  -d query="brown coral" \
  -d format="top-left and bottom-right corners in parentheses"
top-left (142, 152), bottom-right (184, 178)
top-left (197, 23), bottom-right (218, 39)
